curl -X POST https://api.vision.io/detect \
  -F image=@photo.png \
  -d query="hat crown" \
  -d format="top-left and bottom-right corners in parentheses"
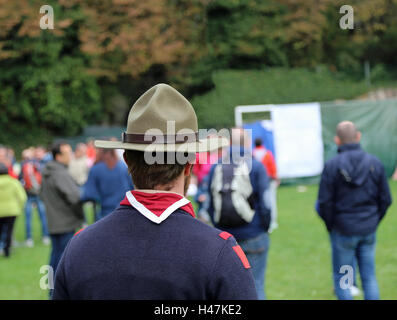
top-left (126, 84), bottom-right (198, 135)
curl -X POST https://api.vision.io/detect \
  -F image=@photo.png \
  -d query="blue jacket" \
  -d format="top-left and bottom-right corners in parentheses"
top-left (52, 197), bottom-right (257, 300)
top-left (206, 147), bottom-right (271, 241)
top-left (317, 143), bottom-right (392, 235)
top-left (81, 161), bottom-right (134, 216)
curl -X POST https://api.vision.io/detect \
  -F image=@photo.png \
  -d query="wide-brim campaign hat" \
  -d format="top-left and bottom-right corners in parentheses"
top-left (95, 83), bottom-right (229, 153)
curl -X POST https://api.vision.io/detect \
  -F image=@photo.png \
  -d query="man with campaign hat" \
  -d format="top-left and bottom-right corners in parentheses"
top-left (52, 83), bottom-right (257, 300)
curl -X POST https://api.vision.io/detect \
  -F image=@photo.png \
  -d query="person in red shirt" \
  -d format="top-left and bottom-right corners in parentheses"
top-left (253, 138), bottom-right (279, 232)
top-left (193, 151), bottom-right (219, 212)
top-left (86, 139), bottom-right (97, 168)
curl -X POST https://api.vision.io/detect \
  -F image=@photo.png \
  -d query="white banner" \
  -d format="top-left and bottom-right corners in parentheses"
top-left (272, 103), bottom-right (324, 178)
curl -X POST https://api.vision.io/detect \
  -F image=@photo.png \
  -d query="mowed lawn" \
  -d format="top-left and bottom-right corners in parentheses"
top-left (0, 181), bottom-right (396, 300)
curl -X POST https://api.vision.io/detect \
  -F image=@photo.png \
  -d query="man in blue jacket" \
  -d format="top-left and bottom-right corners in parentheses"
top-left (317, 121), bottom-right (392, 300)
top-left (206, 128), bottom-right (271, 300)
top-left (81, 148), bottom-right (134, 221)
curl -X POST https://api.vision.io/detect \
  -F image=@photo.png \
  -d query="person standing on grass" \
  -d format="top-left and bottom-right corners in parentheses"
top-left (35, 145), bottom-right (52, 171)
top-left (52, 83), bottom-right (257, 300)
top-left (40, 142), bottom-right (84, 276)
top-left (253, 137), bottom-right (279, 233)
top-left (206, 128), bottom-right (272, 300)
top-left (317, 121), bottom-right (392, 300)
top-left (0, 163), bottom-right (27, 257)
top-left (20, 147), bottom-right (50, 247)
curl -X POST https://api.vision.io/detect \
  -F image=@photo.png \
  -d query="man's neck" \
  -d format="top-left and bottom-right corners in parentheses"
top-left (136, 188), bottom-right (185, 197)
top-left (105, 157), bottom-right (118, 169)
top-left (147, 178), bottom-right (185, 197)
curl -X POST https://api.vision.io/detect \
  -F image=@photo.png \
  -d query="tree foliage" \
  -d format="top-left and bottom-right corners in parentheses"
top-left (0, 0), bottom-right (101, 148)
top-left (0, 0), bottom-right (396, 148)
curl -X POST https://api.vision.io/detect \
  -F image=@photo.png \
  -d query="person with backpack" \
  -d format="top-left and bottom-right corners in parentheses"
top-left (206, 128), bottom-right (272, 300)
top-left (317, 121), bottom-right (392, 300)
top-left (20, 147), bottom-right (50, 247)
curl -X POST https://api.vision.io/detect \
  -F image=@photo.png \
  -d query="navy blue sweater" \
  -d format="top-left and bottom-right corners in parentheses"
top-left (317, 143), bottom-right (392, 235)
top-left (206, 147), bottom-right (271, 241)
top-left (52, 203), bottom-right (257, 300)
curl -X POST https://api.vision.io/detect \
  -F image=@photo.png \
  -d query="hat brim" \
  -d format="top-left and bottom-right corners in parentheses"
top-left (94, 136), bottom-right (229, 153)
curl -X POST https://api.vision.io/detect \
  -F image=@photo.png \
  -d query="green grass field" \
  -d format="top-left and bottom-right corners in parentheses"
top-left (1, 181), bottom-right (396, 300)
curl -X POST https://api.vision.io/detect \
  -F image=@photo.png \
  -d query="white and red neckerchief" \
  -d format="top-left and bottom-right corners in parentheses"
top-left (120, 190), bottom-right (195, 224)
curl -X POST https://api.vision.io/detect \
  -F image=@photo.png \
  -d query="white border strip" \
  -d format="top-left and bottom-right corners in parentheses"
top-left (234, 104), bottom-right (275, 127)
top-left (125, 191), bottom-right (190, 224)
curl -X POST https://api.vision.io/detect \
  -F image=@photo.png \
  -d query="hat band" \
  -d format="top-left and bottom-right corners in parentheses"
top-left (122, 132), bottom-right (198, 144)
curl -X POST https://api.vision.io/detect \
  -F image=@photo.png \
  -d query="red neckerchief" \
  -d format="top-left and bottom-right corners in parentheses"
top-left (120, 190), bottom-right (195, 223)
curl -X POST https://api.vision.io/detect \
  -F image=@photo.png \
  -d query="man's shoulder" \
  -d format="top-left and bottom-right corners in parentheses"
top-left (333, 149), bottom-right (382, 167)
top-left (177, 210), bottom-right (233, 242)
top-left (323, 153), bottom-right (344, 172)
top-left (70, 206), bottom-right (234, 255)
top-left (365, 152), bottom-right (383, 166)
top-left (90, 162), bottom-right (105, 171)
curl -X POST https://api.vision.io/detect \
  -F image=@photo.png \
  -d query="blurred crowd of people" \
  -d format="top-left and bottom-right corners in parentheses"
top-left (0, 122), bottom-right (395, 300)
top-left (0, 139), bottom-right (133, 261)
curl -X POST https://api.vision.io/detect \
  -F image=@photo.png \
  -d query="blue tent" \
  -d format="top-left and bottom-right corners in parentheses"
top-left (243, 121), bottom-right (276, 158)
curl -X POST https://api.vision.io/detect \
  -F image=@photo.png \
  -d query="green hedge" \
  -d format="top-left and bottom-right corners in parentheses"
top-left (192, 67), bottom-right (372, 129)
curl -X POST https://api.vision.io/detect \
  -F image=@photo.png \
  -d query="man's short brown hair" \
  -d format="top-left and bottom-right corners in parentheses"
top-left (124, 150), bottom-right (193, 190)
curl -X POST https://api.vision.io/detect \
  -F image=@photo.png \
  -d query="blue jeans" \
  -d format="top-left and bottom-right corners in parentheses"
top-left (49, 232), bottom-right (74, 275)
top-left (238, 231), bottom-right (270, 300)
top-left (25, 195), bottom-right (49, 239)
top-left (330, 230), bottom-right (379, 300)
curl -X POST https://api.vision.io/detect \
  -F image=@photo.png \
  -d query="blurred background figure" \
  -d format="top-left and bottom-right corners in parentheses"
top-left (193, 150), bottom-right (219, 213)
top-left (0, 163), bottom-right (27, 257)
top-left (206, 128), bottom-right (272, 299)
top-left (0, 145), bottom-right (17, 178)
top-left (317, 121), bottom-right (392, 300)
top-left (253, 137), bottom-right (279, 233)
top-left (20, 147), bottom-right (50, 247)
top-left (68, 143), bottom-right (89, 187)
top-left (40, 142), bottom-right (84, 282)
top-left (81, 147), bottom-right (134, 221)
top-left (193, 138), bottom-right (224, 223)
top-left (35, 145), bottom-right (52, 171)
top-left (86, 139), bottom-right (97, 168)
top-left (110, 137), bottom-right (125, 162)
top-left (69, 143), bottom-right (91, 224)
top-left (6, 147), bottom-right (20, 176)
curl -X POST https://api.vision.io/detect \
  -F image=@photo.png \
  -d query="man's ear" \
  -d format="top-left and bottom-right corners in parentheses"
top-left (334, 136), bottom-right (341, 146)
top-left (356, 131), bottom-right (362, 142)
top-left (184, 163), bottom-right (193, 176)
